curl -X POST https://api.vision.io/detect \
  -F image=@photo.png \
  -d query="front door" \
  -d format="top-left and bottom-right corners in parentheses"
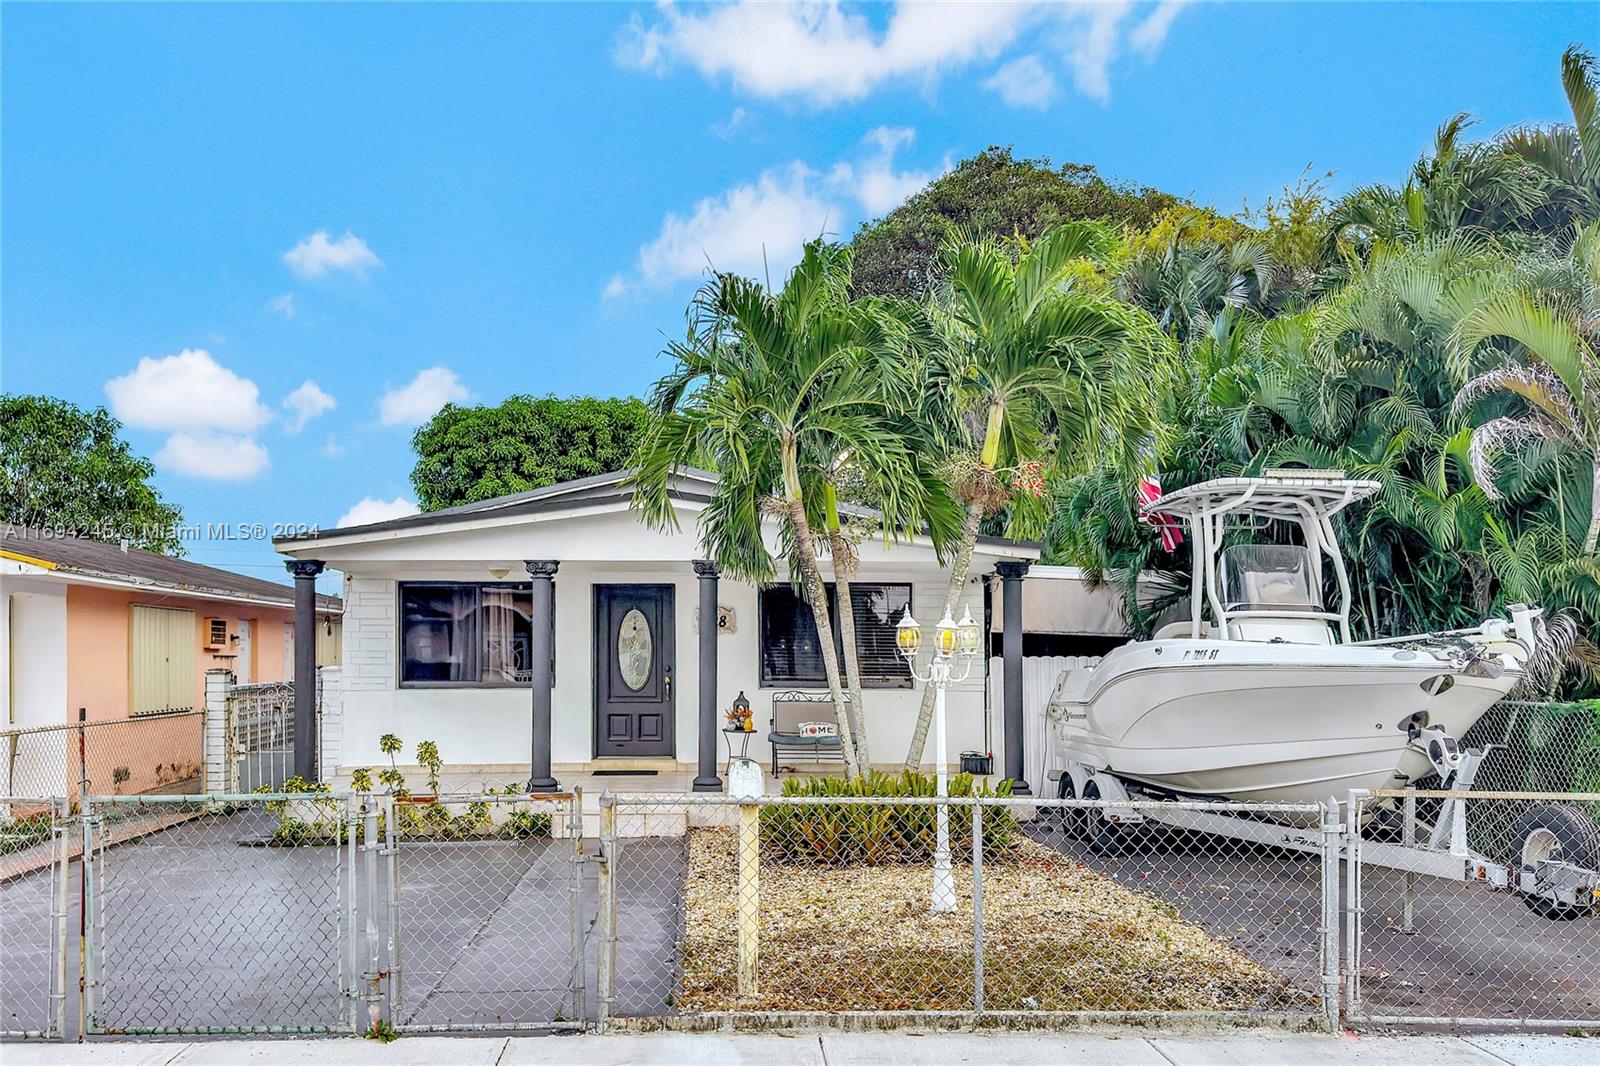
top-left (236, 619), bottom-right (253, 683)
top-left (594, 585), bottom-right (675, 757)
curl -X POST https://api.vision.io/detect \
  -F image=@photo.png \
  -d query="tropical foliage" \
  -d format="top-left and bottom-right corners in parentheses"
top-left (1050, 45), bottom-right (1600, 696)
top-left (633, 242), bottom-right (959, 777)
top-left (636, 44), bottom-right (1600, 748)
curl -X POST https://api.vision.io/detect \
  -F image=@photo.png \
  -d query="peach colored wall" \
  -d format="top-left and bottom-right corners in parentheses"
top-left (64, 585), bottom-right (296, 723)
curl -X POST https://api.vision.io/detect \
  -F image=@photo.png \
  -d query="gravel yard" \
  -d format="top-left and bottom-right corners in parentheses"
top-left (676, 828), bottom-right (1311, 1013)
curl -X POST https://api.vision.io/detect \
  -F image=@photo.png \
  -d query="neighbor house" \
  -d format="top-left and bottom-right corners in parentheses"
top-left (274, 468), bottom-right (1068, 793)
top-left (1, 525), bottom-right (341, 795)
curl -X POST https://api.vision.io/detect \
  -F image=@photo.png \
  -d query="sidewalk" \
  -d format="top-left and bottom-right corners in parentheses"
top-left (4, 1031), bottom-right (1596, 1066)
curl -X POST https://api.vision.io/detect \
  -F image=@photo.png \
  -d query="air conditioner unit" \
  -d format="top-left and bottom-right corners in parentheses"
top-left (204, 617), bottom-right (228, 649)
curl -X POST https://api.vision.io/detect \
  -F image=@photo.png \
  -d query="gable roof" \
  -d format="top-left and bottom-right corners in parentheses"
top-left (274, 467), bottom-right (1040, 554)
top-left (3, 525), bottom-right (341, 612)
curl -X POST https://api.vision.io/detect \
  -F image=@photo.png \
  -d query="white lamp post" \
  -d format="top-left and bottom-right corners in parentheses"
top-left (897, 604), bottom-right (983, 914)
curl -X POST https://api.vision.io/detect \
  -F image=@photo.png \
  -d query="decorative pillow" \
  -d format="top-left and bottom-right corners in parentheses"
top-left (798, 721), bottom-right (837, 737)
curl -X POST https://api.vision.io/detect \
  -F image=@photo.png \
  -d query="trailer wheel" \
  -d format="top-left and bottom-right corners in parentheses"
top-left (1055, 773), bottom-right (1088, 839)
top-left (1081, 780), bottom-right (1126, 857)
top-left (1509, 803), bottom-right (1600, 920)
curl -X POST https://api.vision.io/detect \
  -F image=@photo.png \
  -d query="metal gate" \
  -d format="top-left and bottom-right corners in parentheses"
top-left (0, 797), bottom-right (69, 1039)
top-left (386, 793), bottom-right (588, 1032)
top-left (84, 794), bottom-right (356, 1035)
top-left (226, 683), bottom-right (295, 792)
top-left (1345, 790), bottom-right (1600, 1028)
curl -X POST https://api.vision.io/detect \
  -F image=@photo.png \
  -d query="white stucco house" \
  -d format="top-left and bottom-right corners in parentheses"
top-left (274, 468), bottom-right (1115, 794)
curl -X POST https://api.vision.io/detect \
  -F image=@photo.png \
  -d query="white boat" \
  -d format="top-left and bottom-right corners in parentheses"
top-left (1046, 471), bottom-right (1535, 806)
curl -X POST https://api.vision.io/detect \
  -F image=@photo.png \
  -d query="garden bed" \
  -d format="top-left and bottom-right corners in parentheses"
top-left (677, 828), bottom-right (1311, 1014)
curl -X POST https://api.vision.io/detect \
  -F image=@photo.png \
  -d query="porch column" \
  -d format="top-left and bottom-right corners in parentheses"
top-left (997, 560), bottom-right (1031, 795)
top-left (526, 560), bottom-right (560, 793)
top-left (692, 560), bottom-right (723, 792)
top-left (285, 558), bottom-right (325, 782)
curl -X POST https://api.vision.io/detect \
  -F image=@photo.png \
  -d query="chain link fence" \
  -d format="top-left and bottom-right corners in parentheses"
top-left (0, 797), bottom-right (68, 1039)
top-left (596, 794), bottom-right (1333, 1028)
top-left (385, 792), bottom-right (587, 1032)
top-left (84, 793), bottom-right (356, 1035)
top-left (1348, 789), bottom-right (1600, 1027)
top-left (10, 772), bottom-right (1600, 1040)
top-left (0, 711), bottom-right (204, 803)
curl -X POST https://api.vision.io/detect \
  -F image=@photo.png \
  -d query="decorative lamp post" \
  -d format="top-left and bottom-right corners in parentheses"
top-left (897, 604), bottom-right (983, 913)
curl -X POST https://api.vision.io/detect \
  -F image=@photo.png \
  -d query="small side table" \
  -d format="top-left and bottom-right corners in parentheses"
top-left (722, 726), bottom-right (755, 761)
top-left (721, 726), bottom-right (763, 798)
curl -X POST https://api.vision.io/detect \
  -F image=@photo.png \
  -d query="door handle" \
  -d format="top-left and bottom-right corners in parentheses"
top-left (664, 667), bottom-right (672, 698)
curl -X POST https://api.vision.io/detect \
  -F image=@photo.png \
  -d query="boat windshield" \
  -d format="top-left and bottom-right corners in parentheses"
top-left (1220, 545), bottom-right (1322, 613)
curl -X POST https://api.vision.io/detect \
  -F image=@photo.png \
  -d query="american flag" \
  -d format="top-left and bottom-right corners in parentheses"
top-left (1136, 468), bottom-right (1184, 552)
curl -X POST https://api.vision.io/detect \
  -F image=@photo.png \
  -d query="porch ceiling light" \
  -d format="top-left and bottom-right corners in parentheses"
top-left (488, 566), bottom-right (510, 579)
top-left (896, 611), bottom-right (922, 658)
top-left (956, 607), bottom-right (981, 657)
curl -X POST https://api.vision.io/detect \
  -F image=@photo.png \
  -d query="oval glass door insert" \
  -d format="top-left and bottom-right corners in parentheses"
top-left (618, 608), bottom-right (653, 691)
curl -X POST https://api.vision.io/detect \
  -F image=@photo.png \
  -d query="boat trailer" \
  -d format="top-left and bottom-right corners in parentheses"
top-left (1048, 725), bottom-right (1600, 920)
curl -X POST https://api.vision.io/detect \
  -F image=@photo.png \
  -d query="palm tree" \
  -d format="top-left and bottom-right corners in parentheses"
top-left (1452, 223), bottom-right (1600, 552)
top-left (901, 224), bottom-right (1163, 770)
top-left (634, 243), bottom-right (949, 778)
top-left (1330, 47), bottom-right (1599, 257)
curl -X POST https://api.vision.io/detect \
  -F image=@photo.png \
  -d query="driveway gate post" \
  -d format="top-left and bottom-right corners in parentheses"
top-left (362, 801), bottom-right (385, 1035)
top-left (1344, 792), bottom-right (1364, 1020)
top-left (1319, 799), bottom-right (1342, 1031)
top-left (971, 801), bottom-right (985, 1016)
top-left (596, 793), bottom-right (617, 1033)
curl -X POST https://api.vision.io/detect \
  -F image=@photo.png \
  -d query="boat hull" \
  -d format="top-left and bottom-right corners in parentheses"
top-left (1050, 641), bottom-right (1448, 805)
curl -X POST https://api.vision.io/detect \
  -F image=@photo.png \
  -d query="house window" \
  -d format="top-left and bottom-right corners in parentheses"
top-left (398, 582), bottom-right (554, 687)
top-left (758, 582), bottom-right (913, 689)
top-left (130, 605), bottom-right (198, 715)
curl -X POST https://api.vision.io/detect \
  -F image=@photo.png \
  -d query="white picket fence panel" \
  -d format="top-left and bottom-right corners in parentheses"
top-left (988, 654), bottom-right (1100, 791)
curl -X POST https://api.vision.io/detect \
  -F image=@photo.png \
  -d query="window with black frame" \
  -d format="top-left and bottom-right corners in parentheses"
top-left (398, 582), bottom-right (554, 686)
top-left (758, 582), bottom-right (912, 688)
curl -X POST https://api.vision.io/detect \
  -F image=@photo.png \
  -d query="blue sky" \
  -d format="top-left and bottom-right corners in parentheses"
top-left (1, 2), bottom-right (1586, 590)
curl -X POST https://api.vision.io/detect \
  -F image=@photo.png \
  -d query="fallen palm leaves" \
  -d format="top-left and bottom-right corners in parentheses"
top-left (677, 828), bottom-right (1310, 1013)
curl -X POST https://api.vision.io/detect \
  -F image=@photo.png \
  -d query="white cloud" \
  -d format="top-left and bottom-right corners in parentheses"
top-left (155, 432), bottom-right (270, 481)
top-left (283, 230), bottom-right (382, 279)
top-left (282, 380), bottom-right (337, 434)
top-left (378, 367), bottom-right (468, 427)
top-left (710, 106), bottom-right (749, 139)
top-left (337, 496), bottom-right (420, 529)
top-left (618, 1), bottom-right (1182, 108)
top-left (268, 293), bottom-right (296, 319)
top-left (1058, 2), bottom-right (1133, 101)
top-left (628, 162), bottom-right (834, 292)
top-left (611, 128), bottom-right (944, 295)
top-left (1129, 0), bottom-right (1189, 56)
top-left (984, 54), bottom-right (1057, 109)
top-left (105, 348), bottom-right (272, 433)
top-left (618, 1), bottom-right (1033, 106)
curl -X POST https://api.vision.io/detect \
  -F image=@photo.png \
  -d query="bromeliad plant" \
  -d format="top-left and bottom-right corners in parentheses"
top-left (760, 771), bottom-right (1018, 865)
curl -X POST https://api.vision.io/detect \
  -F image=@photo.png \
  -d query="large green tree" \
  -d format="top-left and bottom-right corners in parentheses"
top-left (0, 394), bottom-right (184, 554)
top-left (410, 395), bottom-right (647, 511)
top-left (850, 147), bottom-right (1182, 301)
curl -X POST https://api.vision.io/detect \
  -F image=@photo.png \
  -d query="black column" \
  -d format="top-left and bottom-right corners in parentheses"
top-left (285, 559), bottom-right (326, 782)
top-left (997, 560), bottom-right (1031, 795)
top-left (526, 560), bottom-right (560, 793)
top-left (692, 560), bottom-right (723, 792)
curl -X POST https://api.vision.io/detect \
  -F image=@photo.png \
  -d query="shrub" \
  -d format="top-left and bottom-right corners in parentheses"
top-left (760, 771), bottom-right (1018, 865)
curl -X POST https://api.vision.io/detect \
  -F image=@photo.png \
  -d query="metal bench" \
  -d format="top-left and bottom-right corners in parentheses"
top-left (768, 690), bottom-right (849, 775)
